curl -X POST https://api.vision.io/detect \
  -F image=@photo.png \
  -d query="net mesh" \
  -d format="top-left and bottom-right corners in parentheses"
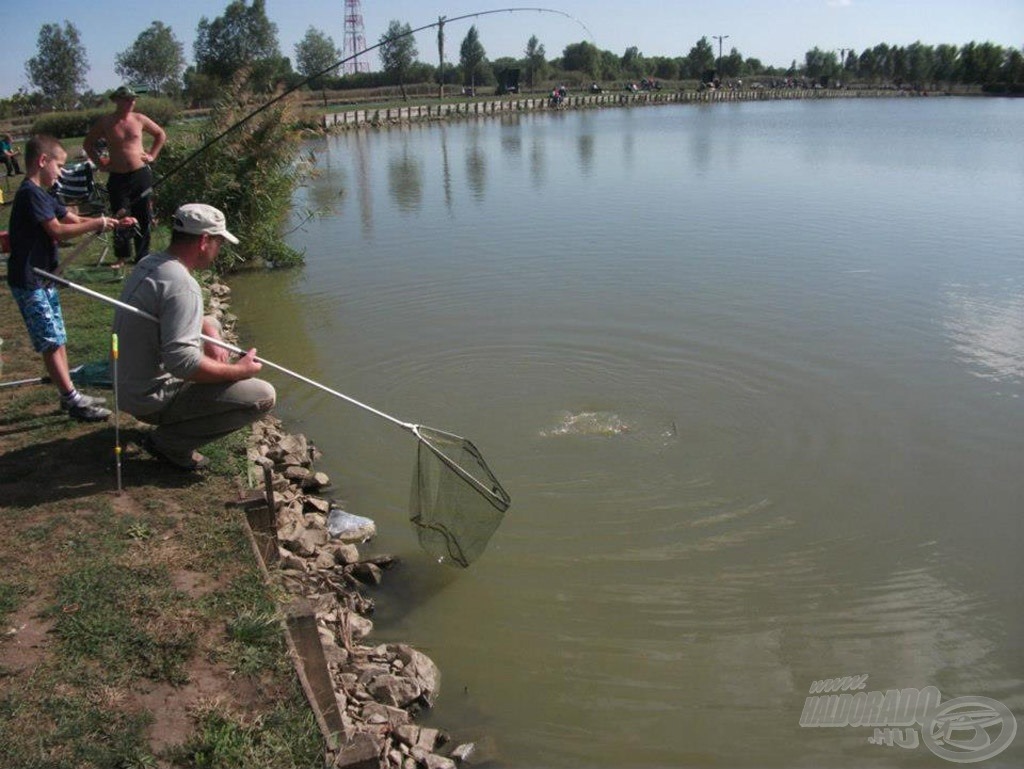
top-left (410, 426), bottom-right (511, 568)
top-left (70, 360), bottom-right (113, 388)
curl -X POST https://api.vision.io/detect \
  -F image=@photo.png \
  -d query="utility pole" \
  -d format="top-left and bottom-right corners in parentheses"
top-left (713, 34), bottom-right (729, 73)
top-left (437, 16), bottom-right (446, 100)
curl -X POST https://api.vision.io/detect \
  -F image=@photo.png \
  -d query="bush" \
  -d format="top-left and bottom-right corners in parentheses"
top-left (30, 109), bottom-right (102, 139)
top-left (29, 97), bottom-right (181, 139)
top-left (152, 72), bottom-right (305, 272)
top-left (981, 82), bottom-right (1024, 95)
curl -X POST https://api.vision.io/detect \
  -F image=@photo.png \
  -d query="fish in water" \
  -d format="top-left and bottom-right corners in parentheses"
top-left (541, 411), bottom-right (631, 437)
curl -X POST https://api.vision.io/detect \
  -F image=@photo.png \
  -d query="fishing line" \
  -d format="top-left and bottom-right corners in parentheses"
top-left (152, 6), bottom-right (594, 192)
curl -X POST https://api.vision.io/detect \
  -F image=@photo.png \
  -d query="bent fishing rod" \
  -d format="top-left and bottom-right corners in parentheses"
top-left (65, 8), bottom-right (590, 271)
top-left (152, 7), bottom-right (593, 193)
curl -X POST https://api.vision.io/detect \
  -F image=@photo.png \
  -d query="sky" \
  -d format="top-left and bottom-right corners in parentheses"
top-left (2, 0), bottom-right (1022, 98)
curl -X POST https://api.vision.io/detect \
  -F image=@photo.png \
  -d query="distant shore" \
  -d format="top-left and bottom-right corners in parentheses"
top-left (322, 86), bottom-right (933, 129)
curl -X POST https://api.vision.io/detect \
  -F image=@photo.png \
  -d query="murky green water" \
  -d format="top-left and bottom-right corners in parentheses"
top-left (229, 97), bottom-right (1023, 767)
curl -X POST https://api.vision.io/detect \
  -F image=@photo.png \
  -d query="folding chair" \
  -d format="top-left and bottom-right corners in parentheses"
top-left (54, 160), bottom-right (112, 265)
top-left (55, 160), bottom-right (108, 215)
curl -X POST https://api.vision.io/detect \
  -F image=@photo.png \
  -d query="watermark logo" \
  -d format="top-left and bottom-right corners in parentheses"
top-left (800, 675), bottom-right (1017, 764)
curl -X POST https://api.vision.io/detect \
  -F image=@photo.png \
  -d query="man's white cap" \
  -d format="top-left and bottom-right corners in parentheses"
top-left (172, 203), bottom-right (239, 245)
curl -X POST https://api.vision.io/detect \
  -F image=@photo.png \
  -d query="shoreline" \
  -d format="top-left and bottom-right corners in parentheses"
top-left (321, 86), bottom-right (933, 129)
top-left (209, 280), bottom-right (470, 769)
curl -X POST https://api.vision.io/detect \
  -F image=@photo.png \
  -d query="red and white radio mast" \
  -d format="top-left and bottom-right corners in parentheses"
top-left (343, 0), bottom-right (370, 74)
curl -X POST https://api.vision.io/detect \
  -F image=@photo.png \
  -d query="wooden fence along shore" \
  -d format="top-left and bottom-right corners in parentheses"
top-left (322, 87), bottom-right (924, 128)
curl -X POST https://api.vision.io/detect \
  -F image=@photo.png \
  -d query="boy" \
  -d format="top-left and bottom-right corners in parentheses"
top-left (7, 134), bottom-right (135, 421)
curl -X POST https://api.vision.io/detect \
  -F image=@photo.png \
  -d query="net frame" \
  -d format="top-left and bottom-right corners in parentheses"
top-left (409, 425), bottom-right (512, 567)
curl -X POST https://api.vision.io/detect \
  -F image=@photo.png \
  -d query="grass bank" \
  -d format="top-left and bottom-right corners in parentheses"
top-left (0, 231), bottom-right (323, 767)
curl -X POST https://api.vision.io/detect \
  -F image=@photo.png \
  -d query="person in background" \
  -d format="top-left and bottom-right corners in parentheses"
top-left (83, 85), bottom-right (165, 268)
top-left (1, 133), bottom-right (22, 175)
top-left (113, 204), bottom-right (276, 471)
top-left (6, 134), bottom-right (136, 421)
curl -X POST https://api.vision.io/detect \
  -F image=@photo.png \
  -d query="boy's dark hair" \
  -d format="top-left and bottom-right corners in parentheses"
top-left (24, 134), bottom-right (63, 168)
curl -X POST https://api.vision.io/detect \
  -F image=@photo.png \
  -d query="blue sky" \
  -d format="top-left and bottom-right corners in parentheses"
top-left (2, 0), bottom-right (1022, 97)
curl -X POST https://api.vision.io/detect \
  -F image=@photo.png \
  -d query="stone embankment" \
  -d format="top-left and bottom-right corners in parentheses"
top-left (209, 281), bottom-right (478, 769)
top-left (323, 86), bottom-right (926, 129)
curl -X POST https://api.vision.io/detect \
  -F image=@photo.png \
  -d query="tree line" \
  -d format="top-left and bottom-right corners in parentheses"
top-left (6, 0), bottom-right (1024, 117)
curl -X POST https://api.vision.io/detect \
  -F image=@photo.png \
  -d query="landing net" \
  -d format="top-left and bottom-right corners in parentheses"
top-left (410, 426), bottom-right (511, 568)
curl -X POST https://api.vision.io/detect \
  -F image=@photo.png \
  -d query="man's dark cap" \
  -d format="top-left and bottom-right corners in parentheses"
top-left (110, 85), bottom-right (137, 100)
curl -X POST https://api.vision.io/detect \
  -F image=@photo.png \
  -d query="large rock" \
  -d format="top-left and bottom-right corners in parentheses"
top-left (279, 522), bottom-right (328, 557)
top-left (365, 673), bottom-right (422, 708)
top-left (390, 644), bottom-right (441, 706)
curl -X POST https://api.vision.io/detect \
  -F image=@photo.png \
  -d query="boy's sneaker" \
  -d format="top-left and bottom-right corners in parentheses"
top-left (60, 393), bottom-right (107, 411)
top-left (67, 401), bottom-right (112, 422)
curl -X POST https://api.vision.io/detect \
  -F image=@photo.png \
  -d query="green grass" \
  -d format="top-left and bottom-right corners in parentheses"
top-left (49, 561), bottom-right (197, 685)
top-left (0, 668), bottom-right (158, 769)
top-left (0, 581), bottom-right (27, 624)
top-left (2, 143), bottom-right (324, 768)
top-left (172, 700), bottom-right (321, 769)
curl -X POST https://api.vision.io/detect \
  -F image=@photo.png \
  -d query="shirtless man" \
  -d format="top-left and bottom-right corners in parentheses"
top-left (84, 85), bottom-right (166, 267)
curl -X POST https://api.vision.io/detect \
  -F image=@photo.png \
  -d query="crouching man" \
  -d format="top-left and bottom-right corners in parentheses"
top-left (113, 203), bottom-right (275, 470)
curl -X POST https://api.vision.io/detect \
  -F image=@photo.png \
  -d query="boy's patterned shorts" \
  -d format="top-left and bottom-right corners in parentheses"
top-left (10, 285), bottom-right (67, 353)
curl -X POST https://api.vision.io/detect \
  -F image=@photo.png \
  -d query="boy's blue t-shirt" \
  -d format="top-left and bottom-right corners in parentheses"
top-left (6, 180), bottom-right (67, 290)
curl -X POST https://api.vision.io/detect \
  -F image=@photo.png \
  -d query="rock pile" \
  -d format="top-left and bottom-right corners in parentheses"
top-left (248, 416), bottom-right (480, 768)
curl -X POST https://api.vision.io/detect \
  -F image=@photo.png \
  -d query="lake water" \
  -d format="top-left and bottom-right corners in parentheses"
top-left (229, 97), bottom-right (1024, 767)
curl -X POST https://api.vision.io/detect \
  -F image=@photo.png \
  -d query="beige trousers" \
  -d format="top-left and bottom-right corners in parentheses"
top-left (137, 378), bottom-right (275, 463)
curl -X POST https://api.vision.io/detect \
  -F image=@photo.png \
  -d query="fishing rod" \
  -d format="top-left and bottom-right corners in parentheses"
top-left (152, 7), bottom-right (594, 192)
top-left (33, 267), bottom-right (511, 509)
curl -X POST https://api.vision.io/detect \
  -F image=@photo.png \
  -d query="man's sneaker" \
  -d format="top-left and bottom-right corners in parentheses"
top-left (60, 393), bottom-right (107, 412)
top-left (67, 401), bottom-right (112, 422)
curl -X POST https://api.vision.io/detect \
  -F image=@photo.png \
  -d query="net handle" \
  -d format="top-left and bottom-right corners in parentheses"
top-left (38, 268), bottom-right (512, 510)
top-left (35, 268), bottom-right (415, 432)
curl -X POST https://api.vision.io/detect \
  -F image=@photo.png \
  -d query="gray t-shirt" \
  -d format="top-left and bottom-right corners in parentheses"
top-left (113, 251), bottom-right (204, 415)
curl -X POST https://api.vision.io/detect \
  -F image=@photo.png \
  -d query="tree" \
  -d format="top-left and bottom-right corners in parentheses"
top-left (26, 21), bottom-right (89, 109)
top-left (842, 49), bottom-right (858, 74)
top-left (1002, 47), bottom-right (1024, 84)
top-left (194, 0), bottom-right (281, 85)
top-left (459, 25), bottom-right (487, 91)
top-left (115, 22), bottom-right (185, 95)
top-left (592, 49), bottom-right (617, 80)
top-left (958, 41), bottom-right (1005, 84)
top-left (652, 56), bottom-right (680, 81)
top-left (905, 41), bottom-right (934, 86)
top-left (379, 20), bottom-right (417, 100)
top-left (933, 44), bottom-right (959, 86)
top-left (803, 47), bottom-right (839, 79)
top-left (720, 47), bottom-right (744, 78)
top-left (562, 41), bottom-right (600, 77)
top-left (871, 43), bottom-right (893, 82)
top-left (621, 46), bottom-right (645, 78)
top-left (524, 35), bottom-right (546, 87)
top-left (295, 27), bottom-right (340, 88)
top-left (686, 37), bottom-right (715, 78)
